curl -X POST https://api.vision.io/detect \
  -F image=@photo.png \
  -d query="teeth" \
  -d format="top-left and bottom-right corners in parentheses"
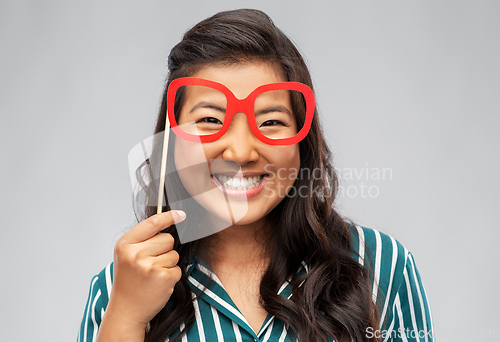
top-left (215, 175), bottom-right (264, 190)
top-left (233, 178), bottom-right (241, 188)
top-left (240, 178), bottom-right (248, 187)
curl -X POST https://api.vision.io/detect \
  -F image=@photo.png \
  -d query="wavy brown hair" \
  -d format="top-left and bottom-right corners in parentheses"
top-left (133, 9), bottom-right (380, 342)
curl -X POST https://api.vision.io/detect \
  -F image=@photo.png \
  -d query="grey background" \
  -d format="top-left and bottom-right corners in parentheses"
top-left (1, 1), bottom-right (499, 341)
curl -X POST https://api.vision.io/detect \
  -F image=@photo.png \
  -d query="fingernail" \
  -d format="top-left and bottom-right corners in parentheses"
top-left (176, 210), bottom-right (186, 220)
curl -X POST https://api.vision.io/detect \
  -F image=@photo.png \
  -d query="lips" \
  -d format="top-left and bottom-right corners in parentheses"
top-left (211, 172), bottom-right (269, 198)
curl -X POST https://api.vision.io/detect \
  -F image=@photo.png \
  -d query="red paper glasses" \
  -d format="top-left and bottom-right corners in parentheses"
top-left (167, 77), bottom-right (315, 145)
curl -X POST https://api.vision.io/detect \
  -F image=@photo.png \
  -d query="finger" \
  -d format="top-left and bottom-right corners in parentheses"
top-left (140, 233), bottom-right (175, 256)
top-left (124, 210), bottom-right (186, 243)
top-left (159, 265), bottom-right (183, 286)
top-left (154, 250), bottom-right (180, 268)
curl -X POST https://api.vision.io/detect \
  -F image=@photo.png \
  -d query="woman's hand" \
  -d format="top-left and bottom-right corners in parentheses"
top-left (96, 210), bottom-right (186, 341)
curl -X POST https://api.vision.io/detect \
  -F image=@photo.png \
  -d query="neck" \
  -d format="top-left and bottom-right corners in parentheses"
top-left (199, 218), bottom-right (272, 270)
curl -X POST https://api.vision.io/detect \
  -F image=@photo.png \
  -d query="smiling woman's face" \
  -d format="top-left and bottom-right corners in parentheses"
top-left (173, 62), bottom-right (301, 229)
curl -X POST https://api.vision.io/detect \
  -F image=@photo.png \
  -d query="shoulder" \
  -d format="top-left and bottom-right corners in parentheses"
top-left (99, 263), bottom-right (113, 305)
top-left (78, 263), bottom-right (114, 342)
top-left (348, 225), bottom-right (434, 339)
top-left (348, 225), bottom-right (411, 308)
top-left (348, 225), bottom-right (410, 272)
top-left (88, 263), bottom-right (114, 311)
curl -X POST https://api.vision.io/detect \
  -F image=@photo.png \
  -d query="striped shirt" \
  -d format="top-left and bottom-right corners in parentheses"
top-left (78, 226), bottom-right (434, 341)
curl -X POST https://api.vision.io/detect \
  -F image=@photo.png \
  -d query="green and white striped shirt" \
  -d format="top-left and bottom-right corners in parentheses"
top-left (78, 226), bottom-right (434, 341)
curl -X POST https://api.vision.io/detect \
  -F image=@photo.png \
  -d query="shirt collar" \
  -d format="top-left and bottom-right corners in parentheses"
top-left (185, 251), bottom-right (309, 338)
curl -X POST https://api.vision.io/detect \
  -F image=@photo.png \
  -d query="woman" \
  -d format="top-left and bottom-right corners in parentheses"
top-left (78, 9), bottom-right (434, 342)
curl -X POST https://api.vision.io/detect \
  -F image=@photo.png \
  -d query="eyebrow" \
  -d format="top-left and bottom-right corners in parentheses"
top-left (190, 102), bottom-right (226, 113)
top-left (255, 106), bottom-right (292, 116)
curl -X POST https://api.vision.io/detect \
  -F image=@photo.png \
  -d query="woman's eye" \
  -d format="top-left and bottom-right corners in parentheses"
top-left (260, 120), bottom-right (285, 127)
top-left (198, 117), bottom-right (222, 125)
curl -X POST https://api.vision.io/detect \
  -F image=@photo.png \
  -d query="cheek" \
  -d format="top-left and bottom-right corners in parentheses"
top-left (278, 145), bottom-right (300, 169)
top-left (174, 139), bottom-right (185, 170)
top-left (174, 138), bottom-right (213, 195)
top-left (174, 138), bottom-right (214, 169)
top-left (267, 145), bottom-right (301, 183)
top-left (289, 145), bottom-right (301, 169)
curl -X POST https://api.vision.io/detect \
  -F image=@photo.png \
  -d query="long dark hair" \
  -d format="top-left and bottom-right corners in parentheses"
top-left (134, 9), bottom-right (380, 342)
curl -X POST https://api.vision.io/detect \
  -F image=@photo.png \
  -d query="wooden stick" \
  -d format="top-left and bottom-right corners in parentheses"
top-left (157, 114), bottom-right (171, 214)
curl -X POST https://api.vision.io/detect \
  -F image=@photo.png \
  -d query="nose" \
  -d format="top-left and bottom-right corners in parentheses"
top-left (219, 113), bottom-right (260, 165)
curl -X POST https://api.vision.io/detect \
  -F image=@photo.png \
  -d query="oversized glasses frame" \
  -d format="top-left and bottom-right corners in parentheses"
top-left (166, 77), bottom-right (315, 146)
